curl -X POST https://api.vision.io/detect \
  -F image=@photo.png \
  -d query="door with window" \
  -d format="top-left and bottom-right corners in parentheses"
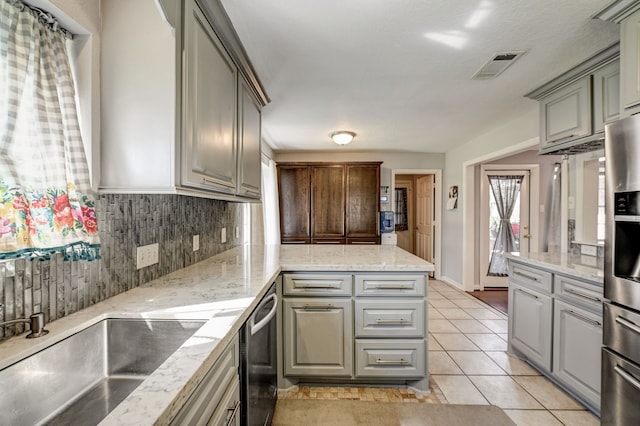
top-left (480, 170), bottom-right (531, 288)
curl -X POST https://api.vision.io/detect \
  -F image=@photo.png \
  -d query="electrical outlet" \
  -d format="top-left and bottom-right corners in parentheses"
top-left (235, 226), bottom-right (239, 239)
top-left (136, 243), bottom-right (159, 269)
top-left (221, 227), bottom-right (227, 243)
top-left (193, 235), bottom-right (200, 251)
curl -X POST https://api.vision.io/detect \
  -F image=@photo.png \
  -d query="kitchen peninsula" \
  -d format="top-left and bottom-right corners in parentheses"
top-left (0, 245), bottom-right (433, 425)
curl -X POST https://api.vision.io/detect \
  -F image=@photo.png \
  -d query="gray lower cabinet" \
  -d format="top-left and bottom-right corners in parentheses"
top-left (283, 298), bottom-right (353, 377)
top-left (508, 260), bottom-right (603, 414)
top-left (553, 299), bottom-right (602, 410)
top-left (171, 335), bottom-right (240, 425)
top-left (508, 281), bottom-right (553, 371)
top-left (281, 272), bottom-right (428, 389)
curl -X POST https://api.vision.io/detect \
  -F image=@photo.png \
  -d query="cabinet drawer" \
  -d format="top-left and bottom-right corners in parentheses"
top-left (509, 262), bottom-right (552, 293)
top-left (171, 337), bottom-right (238, 425)
top-left (554, 274), bottom-right (603, 313)
top-left (354, 300), bottom-right (424, 338)
top-left (355, 339), bottom-right (425, 378)
top-left (207, 377), bottom-right (240, 426)
top-left (355, 274), bottom-right (426, 297)
top-left (283, 273), bottom-right (352, 296)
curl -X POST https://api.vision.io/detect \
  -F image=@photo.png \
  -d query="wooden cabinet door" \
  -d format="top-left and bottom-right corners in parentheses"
top-left (346, 164), bottom-right (380, 238)
top-left (182, 0), bottom-right (237, 194)
top-left (283, 298), bottom-right (353, 377)
top-left (236, 80), bottom-right (262, 199)
top-left (553, 299), bottom-right (602, 410)
top-left (278, 166), bottom-right (310, 241)
top-left (311, 165), bottom-right (345, 239)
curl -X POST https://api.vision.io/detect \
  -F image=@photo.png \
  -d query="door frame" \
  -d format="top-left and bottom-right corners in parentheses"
top-left (461, 137), bottom-right (546, 292)
top-left (391, 169), bottom-right (442, 280)
top-left (479, 166), bottom-right (538, 289)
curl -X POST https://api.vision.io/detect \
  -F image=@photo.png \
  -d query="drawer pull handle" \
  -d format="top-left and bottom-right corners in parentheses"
top-left (564, 287), bottom-right (602, 303)
top-left (566, 310), bottom-right (601, 327)
top-left (616, 316), bottom-right (640, 335)
top-left (374, 285), bottom-right (413, 290)
top-left (515, 288), bottom-right (538, 300)
top-left (298, 285), bottom-right (340, 289)
top-left (375, 318), bottom-right (409, 324)
top-left (225, 400), bottom-right (241, 425)
top-left (513, 271), bottom-right (539, 282)
top-left (614, 365), bottom-right (640, 392)
top-left (375, 358), bottom-right (409, 365)
top-left (302, 305), bottom-right (334, 311)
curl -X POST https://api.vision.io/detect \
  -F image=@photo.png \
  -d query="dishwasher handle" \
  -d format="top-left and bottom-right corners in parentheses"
top-left (250, 293), bottom-right (278, 336)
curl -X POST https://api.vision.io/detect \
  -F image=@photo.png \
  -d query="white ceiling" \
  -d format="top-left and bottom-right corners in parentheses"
top-left (221, 0), bottom-right (620, 153)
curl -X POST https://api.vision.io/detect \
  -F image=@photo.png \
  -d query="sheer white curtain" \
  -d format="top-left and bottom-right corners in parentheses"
top-left (261, 156), bottom-right (280, 244)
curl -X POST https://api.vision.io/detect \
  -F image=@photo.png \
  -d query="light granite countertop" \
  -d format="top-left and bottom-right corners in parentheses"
top-left (0, 244), bottom-right (433, 425)
top-left (505, 252), bottom-right (603, 285)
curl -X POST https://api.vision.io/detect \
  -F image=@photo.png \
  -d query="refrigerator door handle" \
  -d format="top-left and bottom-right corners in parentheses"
top-left (616, 315), bottom-right (640, 335)
top-left (615, 364), bottom-right (640, 392)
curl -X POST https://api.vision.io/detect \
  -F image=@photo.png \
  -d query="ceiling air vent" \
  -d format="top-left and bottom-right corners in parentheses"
top-left (472, 50), bottom-right (526, 80)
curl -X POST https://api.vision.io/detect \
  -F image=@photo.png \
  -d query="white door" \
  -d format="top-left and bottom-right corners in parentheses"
top-left (480, 170), bottom-right (531, 288)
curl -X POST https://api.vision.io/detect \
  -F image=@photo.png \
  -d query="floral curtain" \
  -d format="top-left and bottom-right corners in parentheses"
top-left (487, 175), bottom-right (523, 276)
top-left (0, 0), bottom-right (100, 260)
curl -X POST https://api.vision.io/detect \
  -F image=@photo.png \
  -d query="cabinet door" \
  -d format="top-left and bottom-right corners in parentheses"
top-left (621, 8), bottom-right (640, 114)
top-left (539, 77), bottom-right (591, 149)
top-left (346, 164), bottom-right (380, 238)
top-left (553, 299), bottom-right (602, 411)
top-left (593, 60), bottom-right (621, 132)
top-left (283, 298), bottom-right (353, 377)
top-left (311, 165), bottom-right (346, 239)
top-left (508, 282), bottom-right (552, 371)
top-left (182, 0), bottom-right (237, 194)
top-left (278, 166), bottom-right (310, 240)
top-left (236, 80), bottom-right (262, 199)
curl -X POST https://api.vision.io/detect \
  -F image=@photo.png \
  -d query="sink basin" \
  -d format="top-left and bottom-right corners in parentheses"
top-left (0, 318), bottom-right (205, 426)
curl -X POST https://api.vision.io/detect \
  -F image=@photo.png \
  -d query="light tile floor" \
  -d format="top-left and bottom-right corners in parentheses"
top-left (278, 279), bottom-right (600, 425)
top-left (428, 279), bottom-right (599, 425)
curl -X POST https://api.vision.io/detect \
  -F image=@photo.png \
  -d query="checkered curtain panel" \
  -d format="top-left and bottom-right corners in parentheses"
top-left (0, 0), bottom-right (100, 260)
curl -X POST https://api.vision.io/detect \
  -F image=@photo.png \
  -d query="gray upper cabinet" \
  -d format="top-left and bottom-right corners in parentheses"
top-left (539, 77), bottom-right (592, 149)
top-left (100, 0), bottom-right (267, 201)
top-left (593, 60), bottom-right (621, 132)
top-left (182, 0), bottom-right (238, 194)
top-left (236, 80), bottom-right (262, 199)
top-left (525, 44), bottom-right (619, 155)
top-left (621, 7), bottom-right (640, 115)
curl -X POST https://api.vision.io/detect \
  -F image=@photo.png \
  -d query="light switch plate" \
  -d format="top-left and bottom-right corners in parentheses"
top-left (235, 227), bottom-right (239, 239)
top-left (221, 228), bottom-right (227, 243)
top-left (193, 235), bottom-right (199, 251)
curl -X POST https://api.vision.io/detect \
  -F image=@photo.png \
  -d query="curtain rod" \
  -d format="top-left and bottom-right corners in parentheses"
top-left (7, 0), bottom-right (73, 39)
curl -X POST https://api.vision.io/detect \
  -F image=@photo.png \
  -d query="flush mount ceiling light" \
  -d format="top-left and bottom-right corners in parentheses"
top-left (330, 131), bottom-right (356, 145)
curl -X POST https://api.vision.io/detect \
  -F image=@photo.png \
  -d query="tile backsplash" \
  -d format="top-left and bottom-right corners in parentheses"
top-left (0, 194), bottom-right (243, 339)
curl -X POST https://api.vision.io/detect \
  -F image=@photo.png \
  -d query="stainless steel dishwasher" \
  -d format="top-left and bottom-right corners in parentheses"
top-left (240, 283), bottom-right (278, 426)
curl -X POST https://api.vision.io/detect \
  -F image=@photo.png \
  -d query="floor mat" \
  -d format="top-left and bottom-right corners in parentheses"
top-left (272, 399), bottom-right (515, 426)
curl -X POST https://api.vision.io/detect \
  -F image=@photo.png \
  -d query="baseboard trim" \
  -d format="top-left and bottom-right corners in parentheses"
top-left (438, 276), bottom-right (464, 291)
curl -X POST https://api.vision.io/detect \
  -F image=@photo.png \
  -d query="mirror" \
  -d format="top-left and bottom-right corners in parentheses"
top-left (568, 149), bottom-right (605, 245)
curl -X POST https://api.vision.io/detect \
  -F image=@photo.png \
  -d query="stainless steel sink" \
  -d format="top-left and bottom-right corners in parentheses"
top-left (0, 318), bottom-right (205, 426)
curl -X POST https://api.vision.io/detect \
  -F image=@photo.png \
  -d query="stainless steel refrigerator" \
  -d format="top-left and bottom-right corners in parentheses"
top-left (602, 113), bottom-right (640, 425)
